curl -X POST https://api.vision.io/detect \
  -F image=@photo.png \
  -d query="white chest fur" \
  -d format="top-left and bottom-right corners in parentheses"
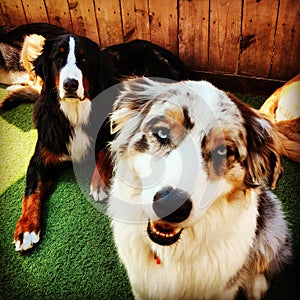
top-left (110, 178), bottom-right (259, 300)
top-left (60, 98), bottom-right (92, 162)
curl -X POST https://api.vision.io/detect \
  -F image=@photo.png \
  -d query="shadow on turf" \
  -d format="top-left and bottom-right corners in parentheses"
top-left (0, 102), bottom-right (35, 132)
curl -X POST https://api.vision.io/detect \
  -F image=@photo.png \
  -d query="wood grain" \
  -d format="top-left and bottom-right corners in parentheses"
top-left (179, 0), bottom-right (209, 70)
top-left (22, 0), bottom-right (48, 23)
top-left (0, 0), bottom-right (299, 81)
top-left (68, 0), bottom-right (99, 44)
top-left (0, 0), bottom-right (27, 25)
top-left (209, 0), bottom-right (242, 74)
top-left (120, 0), bottom-right (150, 42)
top-left (95, 0), bottom-right (124, 47)
top-left (0, 4), bottom-right (7, 25)
top-left (45, 0), bottom-right (73, 33)
top-left (149, 0), bottom-right (178, 55)
top-left (271, 0), bottom-right (300, 80)
top-left (239, 0), bottom-right (279, 77)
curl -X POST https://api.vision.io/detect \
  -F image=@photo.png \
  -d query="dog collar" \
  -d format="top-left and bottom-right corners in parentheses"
top-left (154, 252), bottom-right (161, 265)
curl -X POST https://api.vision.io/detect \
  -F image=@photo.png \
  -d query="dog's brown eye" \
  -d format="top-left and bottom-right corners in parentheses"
top-left (79, 55), bottom-right (86, 63)
top-left (78, 49), bottom-right (87, 62)
top-left (59, 47), bottom-right (65, 53)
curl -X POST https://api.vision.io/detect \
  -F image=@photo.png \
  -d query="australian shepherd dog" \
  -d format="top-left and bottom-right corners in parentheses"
top-left (101, 77), bottom-right (292, 300)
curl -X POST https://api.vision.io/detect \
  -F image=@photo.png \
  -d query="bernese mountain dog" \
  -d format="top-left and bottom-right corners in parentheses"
top-left (12, 33), bottom-right (113, 252)
top-left (0, 23), bottom-right (196, 251)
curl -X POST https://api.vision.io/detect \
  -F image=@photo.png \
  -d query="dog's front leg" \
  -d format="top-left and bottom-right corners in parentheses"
top-left (90, 148), bottom-right (113, 201)
top-left (14, 154), bottom-right (54, 252)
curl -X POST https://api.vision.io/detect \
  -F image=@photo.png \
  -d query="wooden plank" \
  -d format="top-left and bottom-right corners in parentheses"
top-left (68, 0), bottom-right (99, 44)
top-left (0, 3), bottom-right (7, 26)
top-left (22, 0), bottom-right (48, 23)
top-left (0, 0), bottom-right (27, 25)
top-left (120, 0), bottom-right (138, 41)
top-left (149, 0), bottom-right (178, 55)
top-left (271, 0), bottom-right (300, 80)
top-left (95, 0), bottom-right (124, 47)
top-left (131, 0), bottom-right (150, 41)
top-left (239, 0), bottom-right (279, 78)
top-left (45, 0), bottom-right (73, 32)
top-left (178, 0), bottom-right (209, 70)
top-left (209, 0), bottom-right (242, 74)
top-left (120, 0), bottom-right (150, 42)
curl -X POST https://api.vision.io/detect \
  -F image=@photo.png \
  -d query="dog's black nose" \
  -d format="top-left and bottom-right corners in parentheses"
top-left (63, 78), bottom-right (79, 93)
top-left (153, 187), bottom-right (192, 223)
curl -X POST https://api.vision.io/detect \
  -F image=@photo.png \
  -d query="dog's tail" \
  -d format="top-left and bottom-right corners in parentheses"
top-left (275, 117), bottom-right (300, 163)
top-left (0, 86), bottom-right (40, 110)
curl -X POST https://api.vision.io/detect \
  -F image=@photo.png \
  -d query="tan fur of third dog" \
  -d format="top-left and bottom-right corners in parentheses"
top-left (260, 73), bottom-right (300, 163)
top-left (7, 34), bottom-right (45, 93)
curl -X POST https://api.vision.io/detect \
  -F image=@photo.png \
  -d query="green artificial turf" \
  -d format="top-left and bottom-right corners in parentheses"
top-left (0, 85), bottom-right (299, 299)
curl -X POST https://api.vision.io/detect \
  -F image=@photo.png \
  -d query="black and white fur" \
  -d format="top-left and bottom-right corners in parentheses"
top-left (13, 33), bottom-right (107, 251)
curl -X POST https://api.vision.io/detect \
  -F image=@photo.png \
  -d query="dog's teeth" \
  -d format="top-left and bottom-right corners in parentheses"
top-left (150, 222), bottom-right (179, 238)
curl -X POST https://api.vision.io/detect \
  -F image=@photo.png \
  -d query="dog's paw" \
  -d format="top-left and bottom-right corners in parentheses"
top-left (14, 231), bottom-right (40, 252)
top-left (14, 217), bottom-right (40, 252)
top-left (90, 165), bottom-right (109, 201)
top-left (89, 184), bottom-right (108, 201)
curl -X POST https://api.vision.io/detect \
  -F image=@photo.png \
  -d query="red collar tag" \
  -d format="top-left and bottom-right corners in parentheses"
top-left (154, 253), bottom-right (161, 265)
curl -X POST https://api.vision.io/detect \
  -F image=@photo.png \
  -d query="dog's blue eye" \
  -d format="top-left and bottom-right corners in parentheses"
top-left (157, 129), bottom-right (168, 139)
top-left (215, 145), bottom-right (227, 156)
top-left (153, 127), bottom-right (171, 145)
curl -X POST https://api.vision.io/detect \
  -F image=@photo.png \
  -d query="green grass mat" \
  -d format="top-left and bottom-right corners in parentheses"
top-left (0, 85), bottom-right (299, 299)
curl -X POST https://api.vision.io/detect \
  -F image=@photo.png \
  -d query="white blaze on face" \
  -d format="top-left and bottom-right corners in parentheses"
top-left (59, 37), bottom-right (85, 99)
top-left (133, 134), bottom-right (202, 219)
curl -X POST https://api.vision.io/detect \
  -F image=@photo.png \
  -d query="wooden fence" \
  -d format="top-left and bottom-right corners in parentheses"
top-left (0, 0), bottom-right (299, 81)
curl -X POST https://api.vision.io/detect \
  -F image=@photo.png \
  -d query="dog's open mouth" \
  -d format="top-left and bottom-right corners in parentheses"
top-left (147, 220), bottom-right (182, 246)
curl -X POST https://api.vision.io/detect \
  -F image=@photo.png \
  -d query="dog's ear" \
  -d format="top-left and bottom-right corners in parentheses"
top-left (228, 94), bottom-right (283, 189)
top-left (33, 48), bottom-right (46, 80)
top-left (110, 77), bottom-right (160, 134)
top-left (21, 34), bottom-right (45, 79)
top-left (33, 40), bottom-right (55, 91)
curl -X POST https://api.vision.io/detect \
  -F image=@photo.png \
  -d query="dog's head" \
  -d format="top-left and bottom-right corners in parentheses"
top-left (33, 34), bottom-right (116, 100)
top-left (110, 77), bottom-right (282, 246)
